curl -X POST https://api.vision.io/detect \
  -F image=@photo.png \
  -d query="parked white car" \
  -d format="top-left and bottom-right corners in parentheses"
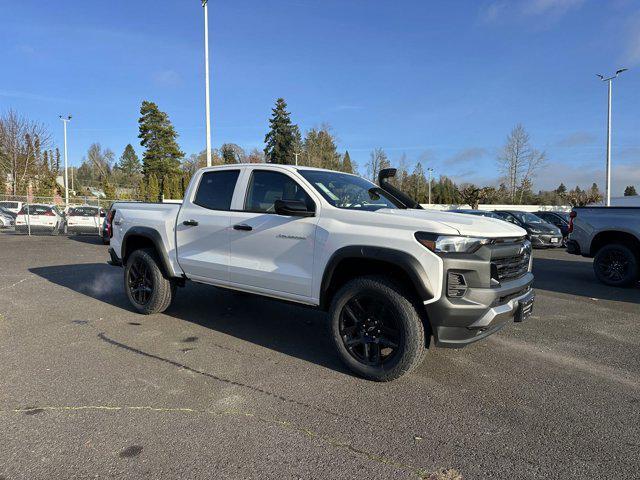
top-left (0, 201), bottom-right (24, 215)
top-left (15, 204), bottom-right (64, 235)
top-left (65, 206), bottom-right (104, 235)
top-left (0, 210), bottom-right (14, 229)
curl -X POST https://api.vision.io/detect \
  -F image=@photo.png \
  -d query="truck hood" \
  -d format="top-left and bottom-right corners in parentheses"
top-left (376, 209), bottom-right (527, 238)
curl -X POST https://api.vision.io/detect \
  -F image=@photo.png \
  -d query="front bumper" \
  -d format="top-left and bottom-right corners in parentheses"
top-left (427, 273), bottom-right (534, 347)
top-left (530, 233), bottom-right (563, 248)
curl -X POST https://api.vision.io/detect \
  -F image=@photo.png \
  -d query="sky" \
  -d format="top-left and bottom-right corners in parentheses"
top-left (1, 0), bottom-right (639, 196)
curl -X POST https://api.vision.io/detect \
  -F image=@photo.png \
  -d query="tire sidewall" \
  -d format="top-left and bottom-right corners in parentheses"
top-left (124, 249), bottom-right (169, 314)
top-left (594, 244), bottom-right (639, 287)
top-left (330, 277), bottom-right (425, 381)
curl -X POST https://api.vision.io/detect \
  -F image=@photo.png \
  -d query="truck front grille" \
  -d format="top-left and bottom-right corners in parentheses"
top-left (491, 245), bottom-right (531, 282)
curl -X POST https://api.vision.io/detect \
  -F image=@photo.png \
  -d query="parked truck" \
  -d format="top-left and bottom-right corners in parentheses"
top-left (567, 206), bottom-right (640, 287)
top-left (108, 164), bottom-right (534, 381)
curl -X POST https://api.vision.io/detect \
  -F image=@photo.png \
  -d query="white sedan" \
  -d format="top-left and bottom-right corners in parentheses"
top-left (65, 206), bottom-right (104, 235)
top-left (15, 204), bottom-right (64, 235)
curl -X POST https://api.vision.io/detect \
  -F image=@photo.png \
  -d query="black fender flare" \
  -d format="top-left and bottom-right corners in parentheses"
top-left (121, 226), bottom-right (176, 278)
top-left (319, 245), bottom-right (434, 309)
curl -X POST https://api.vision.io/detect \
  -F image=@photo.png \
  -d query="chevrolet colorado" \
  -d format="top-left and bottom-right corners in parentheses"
top-left (108, 164), bottom-right (534, 381)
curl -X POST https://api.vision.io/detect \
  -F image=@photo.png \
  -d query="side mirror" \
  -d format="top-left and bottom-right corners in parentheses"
top-left (274, 199), bottom-right (314, 217)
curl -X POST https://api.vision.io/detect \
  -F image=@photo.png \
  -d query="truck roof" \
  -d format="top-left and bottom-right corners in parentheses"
top-left (200, 163), bottom-right (359, 176)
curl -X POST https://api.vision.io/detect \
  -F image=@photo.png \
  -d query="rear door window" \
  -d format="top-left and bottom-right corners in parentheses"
top-left (193, 170), bottom-right (240, 211)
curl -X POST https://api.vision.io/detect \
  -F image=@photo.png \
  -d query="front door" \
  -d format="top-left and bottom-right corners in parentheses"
top-left (228, 169), bottom-right (318, 298)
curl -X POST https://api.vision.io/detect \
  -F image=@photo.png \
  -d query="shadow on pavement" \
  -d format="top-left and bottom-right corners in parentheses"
top-left (28, 263), bottom-right (349, 375)
top-left (533, 257), bottom-right (640, 304)
top-left (66, 235), bottom-right (105, 245)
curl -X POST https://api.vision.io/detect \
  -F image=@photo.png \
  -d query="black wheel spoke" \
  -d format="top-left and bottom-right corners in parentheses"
top-left (128, 258), bottom-right (153, 306)
top-left (339, 292), bottom-right (401, 368)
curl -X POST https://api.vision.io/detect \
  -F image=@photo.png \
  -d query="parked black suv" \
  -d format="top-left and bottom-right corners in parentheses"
top-left (535, 211), bottom-right (570, 245)
top-left (494, 210), bottom-right (563, 248)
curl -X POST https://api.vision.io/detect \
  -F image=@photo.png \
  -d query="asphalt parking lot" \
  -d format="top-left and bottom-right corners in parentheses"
top-left (0, 232), bottom-right (638, 479)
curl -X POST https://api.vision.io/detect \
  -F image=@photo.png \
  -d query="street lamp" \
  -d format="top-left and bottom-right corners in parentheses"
top-left (596, 68), bottom-right (627, 206)
top-left (427, 167), bottom-right (434, 205)
top-left (202, 0), bottom-right (212, 167)
top-left (59, 115), bottom-right (72, 206)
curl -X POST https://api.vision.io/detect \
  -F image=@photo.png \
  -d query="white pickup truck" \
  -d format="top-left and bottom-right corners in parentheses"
top-left (108, 164), bottom-right (534, 381)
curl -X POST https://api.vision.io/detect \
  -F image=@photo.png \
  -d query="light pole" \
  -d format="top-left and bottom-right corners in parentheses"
top-left (202, 0), bottom-right (212, 167)
top-left (59, 115), bottom-right (72, 206)
top-left (597, 68), bottom-right (627, 206)
top-left (427, 167), bottom-right (434, 205)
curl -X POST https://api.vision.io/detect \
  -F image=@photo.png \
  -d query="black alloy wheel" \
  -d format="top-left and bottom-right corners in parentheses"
top-left (594, 244), bottom-right (639, 287)
top-left (128, 257), bottom-right (154, 305)
top-left (339, 294), bottom-right (400, 367)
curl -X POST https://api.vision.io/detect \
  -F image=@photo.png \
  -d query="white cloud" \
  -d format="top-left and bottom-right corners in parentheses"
top-left (153, 70), bottom-right (182, 88)
top-left (554, 131), bottom-right (596, 148)
top-left (479, 0), bottom-right (585, 24)
top-left (444, 147), bottom-right (488, 166)
top-left (623, 11), bottom-right (640, 66)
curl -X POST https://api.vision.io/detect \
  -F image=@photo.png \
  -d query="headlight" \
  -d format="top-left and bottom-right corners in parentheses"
top-left (415, 232), bottom-right (491, 253)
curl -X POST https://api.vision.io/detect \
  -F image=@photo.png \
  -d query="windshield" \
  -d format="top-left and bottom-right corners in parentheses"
top-left (298, 170), bottom-right (403, 211)
top-left (512, 212), bottom-right (546, 224)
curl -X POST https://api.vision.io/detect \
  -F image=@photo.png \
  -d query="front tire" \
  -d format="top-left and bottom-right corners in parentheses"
top-left (593, 244), bottom-right (639, 287)
top-left (124, 248), bottom-right (176, 314)
top-left (329, 276), bottom-right (426, 382)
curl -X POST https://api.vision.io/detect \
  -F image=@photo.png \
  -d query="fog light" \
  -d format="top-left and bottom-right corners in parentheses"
top-left (447, 272), bottom-right (467, 298)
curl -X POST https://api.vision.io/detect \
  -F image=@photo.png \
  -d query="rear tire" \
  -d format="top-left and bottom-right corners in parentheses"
top-left (329, 276), bottom-right (426, 382)
top-left (124, 248), bottom-right (176, 314)
top-left (593, 244), bottom-right (638, 287)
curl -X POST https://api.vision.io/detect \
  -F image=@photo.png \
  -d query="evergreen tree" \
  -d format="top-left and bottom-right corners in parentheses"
top-left (136, 178), bottom-right (147, 201)
top-left (102, 179), bottom-right (116, 200)
top-left (138, 100), bottom-right (184, 181)
top-left (342, 151), bottom-right (354, 174)
top-left (118, 144), bottom-right (142, 176)
top-left (408, 162), bottom-right (427, 203)
top-left (556, 183), bottom-right (566, 195)
top-left (264, 98), bottom-right (299, 164)
top-left (147, 173), bottom-right (160, 202)
top-left (161, 176), bottom-right (171, 200)
top-left (624, 185), bottom-right (638, 196)
top-left (221, 143), bottom-right (245, 164)
top-left (302, 126), bottom-right (341, 170)
top-left (54, 148), bottom-right (61, 173)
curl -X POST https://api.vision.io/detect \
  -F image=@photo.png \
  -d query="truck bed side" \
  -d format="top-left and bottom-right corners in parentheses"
top-left (111, 202), bottom-right (184, 277)
top-left (570, 207), bottom-right (640, 257)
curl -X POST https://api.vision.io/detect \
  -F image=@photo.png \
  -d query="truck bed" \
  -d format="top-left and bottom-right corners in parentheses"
top-left (110, 202), bottom-right (183, 276)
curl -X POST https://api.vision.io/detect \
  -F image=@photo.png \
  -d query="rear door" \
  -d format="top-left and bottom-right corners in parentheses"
top-left (228, 168), bottom-right (319, 299)
top-left (175, 168), bottom-right (242, 283)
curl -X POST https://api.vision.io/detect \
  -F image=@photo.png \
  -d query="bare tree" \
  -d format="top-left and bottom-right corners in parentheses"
top-left (0, 109), bottom-right (52, 195)
top-left (366, 147), bottom-right (390, 183)
top-left (86, 143), bottom-right (115, 181)
top-left (497, 124), bottom-right (546, 204)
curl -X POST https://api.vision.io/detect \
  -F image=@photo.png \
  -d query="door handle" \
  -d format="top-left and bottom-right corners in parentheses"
top-left (233, 223), bottom-right (252, 231)
top-left (183, 220), bottom-right (199, 226)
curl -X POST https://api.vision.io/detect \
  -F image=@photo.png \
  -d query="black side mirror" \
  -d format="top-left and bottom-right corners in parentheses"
top-left (274, 199), bottom-right (314, 217)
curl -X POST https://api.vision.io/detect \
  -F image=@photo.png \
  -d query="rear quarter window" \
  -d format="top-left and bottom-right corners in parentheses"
top-left (193, 170), bottom-right (240, 211)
